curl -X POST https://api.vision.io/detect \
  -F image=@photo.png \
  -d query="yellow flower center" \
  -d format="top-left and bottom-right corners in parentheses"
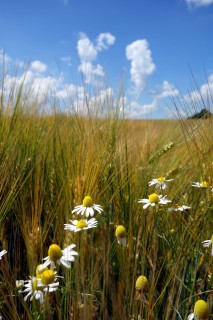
top-left (149, 193), bottom-right (160, 203)
top-left (32, 279), bottom-right (38, 291)
top-left (194, 300), bottom-right (209, 319)
top-left (175, 204), bottom-right (181, 208)
top-left (115, 225), bottom-right (126, 238)
top-left (48, 244), bottom-right (63, 261)
top-left (41, 270), bottom-right (55, 285)
top-left (83, 196), bottom-right (93, 207)
top-left (201, 181), bottom-right (208, 188)
top-left (157, 177), bottom-right (165, 182)
top-left (76, 220), bottom-right (88, 228)
top-left (135, 275), bottom-right (148, 292)
top-left (36, 264), bottom-right (48, 278)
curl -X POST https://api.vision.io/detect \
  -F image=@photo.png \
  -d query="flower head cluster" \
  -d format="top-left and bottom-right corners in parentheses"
top-left (19, 265), bottom-right (60, 304)
top-left (138, 193), bottom-right (171, 209)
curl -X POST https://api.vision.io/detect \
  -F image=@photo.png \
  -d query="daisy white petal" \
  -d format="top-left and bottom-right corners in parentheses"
top-left (187, 313), bottom-right (195, 320)
top-left (143, 203), bottom-right (151, 209)
top-left (202, 240), bottom-right (211, 248)
top-left (0, 250), bottom-right (7, 260)
top-left (202, 235), bottom-right (213, 256)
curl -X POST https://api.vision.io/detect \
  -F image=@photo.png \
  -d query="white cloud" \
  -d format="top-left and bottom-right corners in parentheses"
top-left (31, 60), bottom-right (47, 73)
top-left (126, 39), bottom-right (156, 92)
top-left (96, 33), bottom-right (116, 51)
top-left (185, 0), bottom-right (213, 7)
top-left (56, 84), bottom-right (84, 100)
top-left (0, 49), bottom-right (12, 64)
top-left (125, 100), bottom-right (158, 118)
top-left (77, 33), bottom-right (97, 62)
top-left (78, 62), bottom-right (104, 84)
top-left (183, 73), bottom-right (213, 103)
top-left (156, 81), bottom-right (179, 100)
top-left (77, 32), bottom-right (115, 84)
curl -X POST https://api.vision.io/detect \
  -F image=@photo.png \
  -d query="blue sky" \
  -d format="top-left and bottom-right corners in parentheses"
top-left (1, 0), bottom-right (213, 118)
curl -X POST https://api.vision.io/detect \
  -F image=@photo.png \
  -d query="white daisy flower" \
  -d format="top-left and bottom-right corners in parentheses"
top-left (115, 225), bottom-right (127, 247)
top-left (64, 217), bottom-right (98, 232)
top-left (138, 193), bottom-right (171, 209)
top-left (192, 181), bottom-right (209, 188)
top-left (20, 276), bottom-right (44, 304)
top-left (148, 177), bottom-right (173, 189)
top-left (168, 204), bottom-right (191, 212)
top-left (202, 235), bottom-right (213, 256)
top-left (43, 244), bottom-right (78, 269)
top-left (0, 250), bottom-right (7, 260)
top-left (72, 196), bottom-right (103, 217)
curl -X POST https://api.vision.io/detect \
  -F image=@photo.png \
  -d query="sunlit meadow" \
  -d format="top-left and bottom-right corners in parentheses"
top-left (0, 70), bottom-right (212, 320)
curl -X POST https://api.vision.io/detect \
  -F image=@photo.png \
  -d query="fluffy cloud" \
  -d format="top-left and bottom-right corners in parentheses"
top-left (184, 73), bottom-right (213, 102)
top-left (31, 60), bottom-right (47, 73)
top-left (77, 33), bottom-right (98, 62)
top-left (125, 100), bottom-right (157, 118)
top-left (77, 32), bottom-right (116, 83)
top-left (78, 62), bottom-right (104, 84)
top-left (125, 80), bottom-right (179, 118)
top-left (185, 0), bottom-right (213, 7)
top-left (155, 81), bottom-right (179, 100)
top-left (126, 39), bottom-right (156, 92)
top-left (96, 33), bottom-right (116, 51)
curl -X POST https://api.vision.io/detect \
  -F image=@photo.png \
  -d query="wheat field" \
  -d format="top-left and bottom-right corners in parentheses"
top-left (0, 77), bottom-right (212, 319)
